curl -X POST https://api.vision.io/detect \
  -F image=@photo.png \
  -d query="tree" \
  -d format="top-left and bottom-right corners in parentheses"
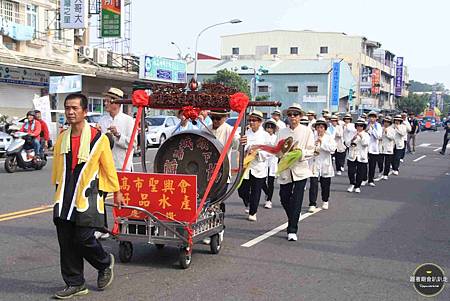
top-left (409, 80), bottom-right (446, 92)
top-left (396, 94), bottom-right (429, 115)
top-left (204, 69), bottom-right (251, 96)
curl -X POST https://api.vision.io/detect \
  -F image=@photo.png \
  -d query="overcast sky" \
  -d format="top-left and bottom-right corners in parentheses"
top-left (130, 0), bottom-right (450, 88)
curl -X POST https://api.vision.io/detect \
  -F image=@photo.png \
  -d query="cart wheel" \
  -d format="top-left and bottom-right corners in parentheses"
top-left (155, 244), bottom-right (165, 250)
top-left (210, 234), bottom-right (221, 254)
top-left (119, 241), bottom-right (133, 263)
top-left (179, 247), bottom-right (192, 269)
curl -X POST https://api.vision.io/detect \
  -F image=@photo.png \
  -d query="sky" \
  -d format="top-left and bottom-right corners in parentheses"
top-left (128, 0), bottom-right (450, 88)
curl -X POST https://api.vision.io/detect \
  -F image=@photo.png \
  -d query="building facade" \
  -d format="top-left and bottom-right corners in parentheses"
top-left (220, 30), bottom-right (409, 111)
top-left (188, 59), bottom-right (356, 115)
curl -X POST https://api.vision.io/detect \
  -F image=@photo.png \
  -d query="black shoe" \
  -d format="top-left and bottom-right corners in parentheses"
top-left (97, 253), bottom-right (114, 290)
top-left (54, 285), bottom-right (88, 299)
top-left (439, 151), bottom-right (445, 155)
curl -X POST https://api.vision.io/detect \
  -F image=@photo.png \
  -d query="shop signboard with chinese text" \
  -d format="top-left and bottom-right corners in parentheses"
top-left (330, 61), bottom-right (340, 108)
top-left (116, 172), bottom-right (197, 223)
top-left (100, 0), bottom-right (123, 38)
top-left (60, 0), bottom-right (87, 29)
top-left (395, 57), bottom-right (404, 97)
top-left (139, 56), bottom-right (187, 84)
top-left (371, 69), bottom-right (380, 95)
top-left (0, 65), bottom-right (48, 87)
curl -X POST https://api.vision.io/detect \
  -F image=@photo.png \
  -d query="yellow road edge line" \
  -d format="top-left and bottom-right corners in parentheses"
top-left (0, 205), bottom-right (53, 219)
top-left (0, 208), bottom-right (53, 222)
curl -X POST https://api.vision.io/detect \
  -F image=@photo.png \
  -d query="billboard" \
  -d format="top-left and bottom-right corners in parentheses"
top-left (330, 61), bottom-right (340, 107)
top-left (371, 69), bottom-right (380, 95)
top-left (49, 75), bottom-right (82, 94)
top-left (0, 65), bottom-right (48, 87)
top-left (60, 0), bottom-right (87, 29)
top-left (100, 0), bottom-right (122, 38)
top-left (395, 57), bottom-right (404, 97)
top-left (139, 56), bottom-right (187, 83)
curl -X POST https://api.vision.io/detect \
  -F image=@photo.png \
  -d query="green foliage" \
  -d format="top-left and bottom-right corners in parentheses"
top-left (204, 69), bottom-right (251, 96)
top-left (409, 80), bottom-right (446, 92)
top-left (255, 95), bottom-right (269, 101)
top-left (395, 94), bottom-right (429, 115)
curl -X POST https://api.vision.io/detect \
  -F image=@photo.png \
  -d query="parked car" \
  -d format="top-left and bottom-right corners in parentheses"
top-left (421, 116), bottom-right (437, 131)
top-left (226, 117), bottom-right (242, 133)
top-left (145, 115), bottom-right (178, 147)
top-left (0, 131), bottom-right (13, 157)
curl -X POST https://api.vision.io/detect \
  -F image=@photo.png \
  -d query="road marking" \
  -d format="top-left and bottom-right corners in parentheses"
top-left (0, 208), bottom-right (53, 222)
top-left (0, 205), bottom-right (52, 219)
top-left (132, 161), bottom-right (151, 165)
top-left (241, 209), bottom-right (322, 247)
top-left (413, 155), bottom-right (426, 162)
top-left (433, 147), bottom-right (441, 152)
top-left (418, 143), bottom-right (431, 147)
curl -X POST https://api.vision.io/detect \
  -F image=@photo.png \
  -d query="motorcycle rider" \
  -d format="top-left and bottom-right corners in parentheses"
top-left (20, 111), bottom-right (41, 159)
top-left (35, 110), bottom-right (50, 156)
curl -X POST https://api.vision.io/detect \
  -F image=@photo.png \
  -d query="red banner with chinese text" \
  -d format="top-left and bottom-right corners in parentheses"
top-left (371, 69), bottom-right (380, 95)
top-left (115, 172), bottom-right (197, 223)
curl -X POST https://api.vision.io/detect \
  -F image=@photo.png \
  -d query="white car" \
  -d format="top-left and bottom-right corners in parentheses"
top-left (145, 115), bottom-right (179, 147)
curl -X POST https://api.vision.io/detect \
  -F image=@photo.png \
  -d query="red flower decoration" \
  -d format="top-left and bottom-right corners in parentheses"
top-left (132, 90), bottom-right (150, 107)
top-left (182, 106), bottom-right (201, 121)
top-left (229, 92), bottom-right (249, 113)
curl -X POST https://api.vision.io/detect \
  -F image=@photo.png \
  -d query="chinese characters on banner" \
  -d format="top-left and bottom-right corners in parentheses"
top-left (101, 0), bottom-right (122, 38)
top-left (60, 0), bottom-right (86, 29)
top-left (395, 57), bottom-right (404, 97)
top-left (371, 69), bottom-right (380, 95)
top-left (330, 61), bottom-right (340, 108)
top-left (116, 172), bottom-right (197, 223)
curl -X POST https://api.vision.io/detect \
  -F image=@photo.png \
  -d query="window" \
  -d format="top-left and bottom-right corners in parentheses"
top-left (270, 47), bottom-right (278, 55)
top-left (258, 86), bottom-right (269, 93)
top-left (290, 47), bottom-right (298, 55)
top-left (88, 97), bottom-right (104, 114)
top-left (288, 86), bottom-right (298, 93)
top-left (307, 86), bottom-right (318, 93)
top-left (26, 4), bottom-right (38, 37)
top-left (320, 46), bottom-right (328, 54)
top-left (232, 47), bottom-right (239, 55)
top-left (0, 0), bottom-right (20, 23)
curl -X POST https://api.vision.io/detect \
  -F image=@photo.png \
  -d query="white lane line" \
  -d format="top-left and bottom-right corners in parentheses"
top-left (433, 147), bottom-right (441, 152)
top-left (418, 143), bottom-right (431, 147)
top-left (413, 155), bottom-right (426, 162)
top-left (241, 209), bottom-right (322, 247)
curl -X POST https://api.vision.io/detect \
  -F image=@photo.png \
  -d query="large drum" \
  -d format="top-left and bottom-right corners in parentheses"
top-left (154, 130), bottom-right (230, 200)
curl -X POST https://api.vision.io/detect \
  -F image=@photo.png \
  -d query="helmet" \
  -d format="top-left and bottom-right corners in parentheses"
top-left (26, 110), bottom-right (36, 117)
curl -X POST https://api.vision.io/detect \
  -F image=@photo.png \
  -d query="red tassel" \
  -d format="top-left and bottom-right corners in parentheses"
top-left (182, 106), bottom-right (201, 121)
top-left (132, 90), bottom-right (150, 107)
top-left (229, 92), bottom-right (249, 113)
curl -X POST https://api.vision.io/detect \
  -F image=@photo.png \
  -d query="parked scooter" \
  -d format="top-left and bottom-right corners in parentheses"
top-left (4, 132), bottom-right (47, 173)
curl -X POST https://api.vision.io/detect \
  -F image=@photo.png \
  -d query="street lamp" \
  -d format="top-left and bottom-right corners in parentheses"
top-left (170, 41), bottom-right (183, 60)
top-left (193, 19), bottom-right (242, 82)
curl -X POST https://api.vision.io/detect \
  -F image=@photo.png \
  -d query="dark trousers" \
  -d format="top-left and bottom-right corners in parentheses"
top-left (368, 153), bottom-right (380, 183)
top-left (309, 176), bottom-right (331, 206)
top-left (55, 219), bottom-right (111, 286)
top-left (441, 132), bottom-right (449, 154)
top-left (347, 160), bottom-right (367, 188)
top-left (238, 173), bottom-right (265, 215)
top-left (382, 154), bottom-right (393, 176)
top-left (400, 143), bottom-right (406, 159)
top-left (262, 175), bottom-right (275, 201)
top-left (334, 151), bottom-right (346, 171)
top-left (377, 153), bottom-right (384, 173)
top-left (392, 147), bottom-right (403, 171)
top-left (279, 179), bottom-right (307, 234)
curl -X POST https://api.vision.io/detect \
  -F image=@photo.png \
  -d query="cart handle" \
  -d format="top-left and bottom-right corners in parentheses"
top-left (105, 203), bottom-right (189, 244)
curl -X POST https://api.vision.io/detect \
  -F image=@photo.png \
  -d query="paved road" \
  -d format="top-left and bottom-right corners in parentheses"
top-left (0, 130), bottom-right (449, 300)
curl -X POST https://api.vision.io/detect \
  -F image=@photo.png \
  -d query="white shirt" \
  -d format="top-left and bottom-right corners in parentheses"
top-left (347, 131), bottom-right (370, 163)
top-left (393, 124), bottom-right (407, 149)
top-left (208, 122), bottom-right (239, 183)
top-left (274, 119), bottom-right (286, 130)
top-left (402, 119), bottom-right (412, 141)
top-left (276, 124), bottom-right (315, 184)
top-left (266, 133), bottom-right (278, 177)
top-left (309, 132), bottom-right (336, 178)
top-left (343, 123), bottom-right (357, 147)
top-left (334, 124), bottom-right (346, 153)
top-left (380, 126), bottom-right (396, 154)
top-left (97, 112), bottom-right (135, 171)
top-left (366, 122), bottom-right (383, 154)
top-left (244, 126), bottom-right (271, 179)
top-left (308, 118), bottom-right (317, 131)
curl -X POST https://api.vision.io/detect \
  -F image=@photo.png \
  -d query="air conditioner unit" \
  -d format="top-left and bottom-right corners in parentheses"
top-left (78, 46), bottom-right (93, 60)
top-left (107, 52), bottom-right (123, 68)
top-left (94, 48), bottom-right (108, 65)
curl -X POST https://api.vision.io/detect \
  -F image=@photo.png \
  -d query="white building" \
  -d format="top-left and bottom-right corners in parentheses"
top-left (220, 30), bottom-right (409, 110)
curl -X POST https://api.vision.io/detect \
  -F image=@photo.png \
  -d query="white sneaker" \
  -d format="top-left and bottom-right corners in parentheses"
top-left (202, 237), bottom-right (211, 245)
top-left (400, 159), bottom-right (404, 163)
top-left (340, 167), bottom-right (345, 172)
top-left (308, 206), bottom-right (316, 213)
top-left (382, 175), bottom-right (388, 180)
top-left (374, 175), bottom-right (383, 182)
top-left (219, 230), bottom-right (224, 242)
top-left (347, 185), bottom-right (355, 192)
top-left (322, 202), bottom-right (329, 210)
top-left (361, 181), bottom-right (368, 186)
top-left (388, 170), bottom-right (394, 176)
top-left (287, 233), bottom-right (298, 241)
top-left (244, 207), bottom-right (249, 214)
top-left (336, 171), bottom-right (342, 176)
top-left (264, 201), bottom-right (272, 209)
top-left (369, 182), bottom-right (376, 187)
top-left (392, 170), bottom-right (399, 176)
top-left (94, 231), bottom-right (110, 240)
top-left (248, 214), bottom-right (257, 221)
top-left (355, 188), bottom-right (361, 193)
